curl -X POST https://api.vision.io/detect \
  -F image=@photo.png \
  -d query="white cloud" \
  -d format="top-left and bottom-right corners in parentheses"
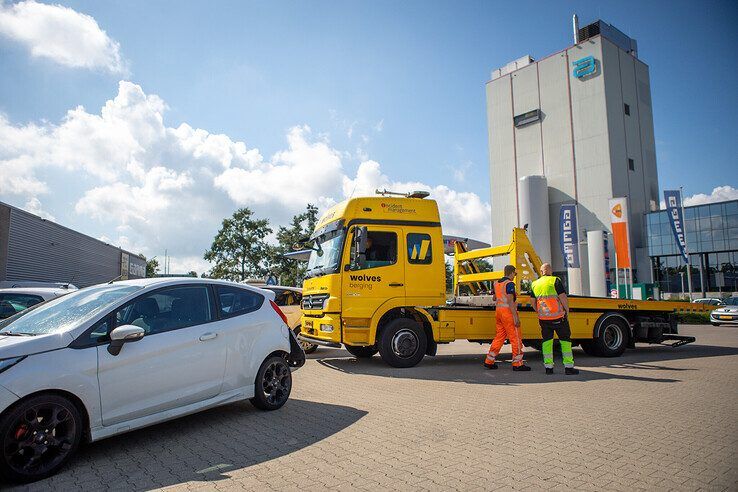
top-left (23, 197), bottom-right (55, 221)
top-left (0, 81), bottom-right (490, 272)
top-left (0, 0), bottom-right (126, 73)
top-left (683, 186), bottom-right (738, 207)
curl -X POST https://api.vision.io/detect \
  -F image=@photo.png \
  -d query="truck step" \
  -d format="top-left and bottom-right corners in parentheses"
top-left (654, 334), bottom-right (696, 347)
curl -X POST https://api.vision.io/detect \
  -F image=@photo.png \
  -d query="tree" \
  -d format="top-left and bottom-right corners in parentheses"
top-left (144, 256), bottom-right (160, 277)
top-left (268, 204), bottom-right (319, 286)
top-left (204, 208), bottom-right (272, 281)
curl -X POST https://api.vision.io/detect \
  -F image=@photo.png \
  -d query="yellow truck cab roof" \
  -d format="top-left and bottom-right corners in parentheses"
top-left (315, 196), bottom-right (441, 231)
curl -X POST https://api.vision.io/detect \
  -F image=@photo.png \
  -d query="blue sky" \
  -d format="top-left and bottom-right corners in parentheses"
top-left (0, 0), bottom-right (736, 271)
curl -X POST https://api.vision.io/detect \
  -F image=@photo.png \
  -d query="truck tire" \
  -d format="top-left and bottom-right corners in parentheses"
top-left (378, 318), bottom-right (427, 368)
top-left (345, 345), bottom-right (378, 358)
top-left (593, 317), bottom-right (629, 357)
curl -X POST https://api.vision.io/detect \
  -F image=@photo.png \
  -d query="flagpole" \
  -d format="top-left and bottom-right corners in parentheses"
top-left (680, 187), bottom-right (693, 301)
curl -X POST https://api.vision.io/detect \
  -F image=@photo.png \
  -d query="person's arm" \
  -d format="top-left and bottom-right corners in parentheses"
top-left (555, 278), bottom-right (569, 315)
top-left (506, 282), bottom-right (520, 326)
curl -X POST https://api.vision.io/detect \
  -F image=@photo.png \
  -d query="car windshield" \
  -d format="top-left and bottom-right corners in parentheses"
top-left (306, 229), bottom-right (345, 278)
top-left (0, 284), bottom-right (141, 336)
top-left (723, 297), bottom-right (738, 306)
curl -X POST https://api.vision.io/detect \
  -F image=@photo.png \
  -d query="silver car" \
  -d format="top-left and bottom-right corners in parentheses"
top-left (710, 297), bottom-right (738, 326)
top-left (0, 278), bottom-right (304, 483)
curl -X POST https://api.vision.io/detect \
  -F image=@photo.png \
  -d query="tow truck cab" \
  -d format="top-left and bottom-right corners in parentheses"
top-left (299, 195), bottom-right (445, 351)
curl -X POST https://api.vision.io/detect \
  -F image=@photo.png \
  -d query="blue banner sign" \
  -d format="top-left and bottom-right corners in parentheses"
top-left (572, 56), bottom-right (596, 78)
top-left (664, 190), bottom-right (689, 263)
top-left (559, 204), bottom-right (580, 268)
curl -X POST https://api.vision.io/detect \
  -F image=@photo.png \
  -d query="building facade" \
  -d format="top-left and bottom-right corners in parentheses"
top-left (486, 19), bottom-right (659, 285)
top-left (0, 201), bottom-right (146, 288)
top-left (647, 199), bottom-right (738, 295)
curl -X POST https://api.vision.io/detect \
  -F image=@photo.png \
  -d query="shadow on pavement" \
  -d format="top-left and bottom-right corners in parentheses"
top-left (314, 343), bottom-right (738, 386)
top-left (17, 399), bottom-right (366, 491)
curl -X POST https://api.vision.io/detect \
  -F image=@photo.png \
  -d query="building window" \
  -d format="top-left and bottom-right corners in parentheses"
top-left (624, 103), bottom-right (630, 115)
top-left (628, 158), bottom-right (635, 171)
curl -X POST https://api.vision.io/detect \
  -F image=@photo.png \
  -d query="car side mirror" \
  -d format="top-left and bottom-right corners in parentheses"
top-left (107, 324), bottom-right (145, 356)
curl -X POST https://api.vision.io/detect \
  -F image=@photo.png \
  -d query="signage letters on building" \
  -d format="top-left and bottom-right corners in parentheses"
top-left (663, 190), bottom-right (689, 263)
top-left (559, 204), bottom-right (580, 268)
top-left (572, 56), bottom-right (596, 78)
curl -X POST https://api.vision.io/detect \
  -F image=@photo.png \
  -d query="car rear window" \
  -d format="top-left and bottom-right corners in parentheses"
top-left (215, 285), bottom-right (264, 318)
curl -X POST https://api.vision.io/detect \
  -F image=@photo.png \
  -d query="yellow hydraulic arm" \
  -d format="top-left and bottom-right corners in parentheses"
top-left (453, 227), bottom-right (543, 296)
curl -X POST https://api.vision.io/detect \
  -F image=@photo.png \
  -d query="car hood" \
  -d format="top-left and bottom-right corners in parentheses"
top-left (712, 306), bottom-right (738, 314)
top-left (0, 332), bottom-right (74, 358)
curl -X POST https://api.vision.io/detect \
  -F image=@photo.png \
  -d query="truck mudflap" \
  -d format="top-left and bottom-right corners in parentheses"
top-left (288, 329), bottom-right (306, 368)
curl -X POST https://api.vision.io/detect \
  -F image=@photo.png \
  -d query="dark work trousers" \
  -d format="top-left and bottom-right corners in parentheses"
top-left (539, 316), bottom-right (574, 368)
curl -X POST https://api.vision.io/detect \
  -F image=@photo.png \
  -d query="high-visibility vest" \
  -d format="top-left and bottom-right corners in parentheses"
top-left (531, 275), bottom-right (566, 320)
top-left (494, 278), bottom-right (513, 313)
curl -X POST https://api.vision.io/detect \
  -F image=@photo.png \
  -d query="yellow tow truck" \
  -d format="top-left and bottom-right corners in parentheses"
top-left (298, 191), bottom-right (711, 367)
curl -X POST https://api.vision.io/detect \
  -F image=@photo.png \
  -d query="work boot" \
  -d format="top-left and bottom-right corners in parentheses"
top-left (565, 367), bottom-right (580, 375)
top-left (512, 365), bottom-right (531, 372)
top-left (545, 368), bottom-right (554, 375)
top-left (484, 362), bottom-right (498, 370)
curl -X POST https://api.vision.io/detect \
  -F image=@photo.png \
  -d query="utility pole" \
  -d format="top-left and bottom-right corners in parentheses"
top-left (680, 187), bottom-right (693, 301)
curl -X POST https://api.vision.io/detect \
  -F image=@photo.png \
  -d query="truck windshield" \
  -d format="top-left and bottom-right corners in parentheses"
top-left (306, 229), bottom-right (345, 278)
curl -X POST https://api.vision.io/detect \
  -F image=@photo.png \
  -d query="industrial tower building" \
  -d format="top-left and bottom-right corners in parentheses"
top-left (486, 18), bottom-right (659, 288)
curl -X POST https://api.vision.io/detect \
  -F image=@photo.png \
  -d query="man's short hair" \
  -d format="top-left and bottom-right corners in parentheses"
top-left (503, 264), bottom-right (516, 277)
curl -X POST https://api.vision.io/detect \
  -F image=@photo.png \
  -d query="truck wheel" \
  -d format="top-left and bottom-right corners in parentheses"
top-left (594, 317), bottom-right (628, 357)
top-left (378, 318), bottom-right (427, 368)
top-left (345, 345), bottom-right (378, 358)
top-left (294, 327), bottom-right (318, 354)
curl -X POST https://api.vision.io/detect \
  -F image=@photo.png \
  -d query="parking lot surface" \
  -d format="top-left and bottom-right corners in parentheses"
top-left (10, 324), bottom-right (738, 491)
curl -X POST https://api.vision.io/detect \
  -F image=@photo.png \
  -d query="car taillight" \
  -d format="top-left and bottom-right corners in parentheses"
top-left (270, 300), bottom-right (289, 325)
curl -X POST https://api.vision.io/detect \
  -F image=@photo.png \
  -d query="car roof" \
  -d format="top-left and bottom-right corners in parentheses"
top-left (109, 277), bottom-right (274, 297)
top-left (261, 285), bottom-right (302, 293)
top-left (0, 287), bottom-right (71, 296)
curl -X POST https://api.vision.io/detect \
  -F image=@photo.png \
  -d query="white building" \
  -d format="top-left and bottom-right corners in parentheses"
top-left (486, 18), bottom-right (659, 287)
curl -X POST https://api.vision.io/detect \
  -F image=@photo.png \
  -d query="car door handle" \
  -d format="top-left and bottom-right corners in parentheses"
top-left (389, 283), bottom-right (404, 287)
top-left (199, 332), bottom-right (218, 341)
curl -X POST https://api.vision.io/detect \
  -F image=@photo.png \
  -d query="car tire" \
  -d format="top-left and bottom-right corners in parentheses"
top-left (250, 356), bottom-right (292, 411)
top-left (593, 317), bottom-right (628, 357)
top-left (378, 318), bottom-right (427, 368)
top-left (345, 345), bottom-right (378, 358)
top-left (294, 327), bottom-right (318, 354)
top-left (0, 394), bottom-right (83, 483)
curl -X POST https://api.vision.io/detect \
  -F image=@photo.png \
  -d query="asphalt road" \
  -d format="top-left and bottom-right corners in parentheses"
top-left (9, 324), bottom-right (738, 491)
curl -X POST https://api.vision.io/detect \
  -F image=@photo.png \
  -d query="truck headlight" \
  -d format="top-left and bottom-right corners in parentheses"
top-left (0, 356), bottom-right (26, 374)
top-left (320, 324), bottom-right (334, 333)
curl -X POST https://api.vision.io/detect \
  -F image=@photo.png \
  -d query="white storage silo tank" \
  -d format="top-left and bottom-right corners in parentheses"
top-left (518, 175), bottom-right (551, 265)
top-left (587, 230), bottom-right (607, 297)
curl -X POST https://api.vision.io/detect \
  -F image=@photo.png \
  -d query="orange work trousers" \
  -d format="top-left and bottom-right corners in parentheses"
top-left (485, 312), bottom-right (524, 367)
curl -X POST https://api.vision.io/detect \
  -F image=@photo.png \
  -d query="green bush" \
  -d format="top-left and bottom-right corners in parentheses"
top-left (676, 313), bottom-right (711, 324)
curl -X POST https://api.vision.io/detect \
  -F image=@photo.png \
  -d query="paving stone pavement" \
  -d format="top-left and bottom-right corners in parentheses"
top-left (8, 324), bottom-right (738, 491)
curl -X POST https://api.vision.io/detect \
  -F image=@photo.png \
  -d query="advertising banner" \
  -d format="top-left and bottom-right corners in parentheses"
top-left (559, 204), bottom-right (580, 268)
top-left (663, 190), bottom-right (689, 263)
top-left (608, 197), bottom-right (631, 269)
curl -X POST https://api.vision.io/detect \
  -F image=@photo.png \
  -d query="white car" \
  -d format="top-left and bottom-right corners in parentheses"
top-left (0, 278), bottom-right (304, 483)
top-left (710, 297), bottom-right (738, 326)
top-left (0, 287), bottom-right (76, 320)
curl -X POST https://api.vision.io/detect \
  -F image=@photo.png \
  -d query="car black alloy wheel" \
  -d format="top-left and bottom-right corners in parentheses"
top-left (1, 395), bottom-right (82, 483)
top-left (261, 359), bottom-right (291, 407)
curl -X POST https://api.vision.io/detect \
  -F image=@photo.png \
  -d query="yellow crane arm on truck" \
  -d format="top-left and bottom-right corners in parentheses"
top-left (297, 194), bottom-right (712, 368)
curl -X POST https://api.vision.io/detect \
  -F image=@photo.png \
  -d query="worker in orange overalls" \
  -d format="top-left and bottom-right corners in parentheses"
top-left (484, 264), bottom-right (531, 371)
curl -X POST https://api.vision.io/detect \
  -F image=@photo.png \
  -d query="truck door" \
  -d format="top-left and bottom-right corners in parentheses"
top-left (403, 228), bottom-right (445, 304)
top-left (342, 226), bottom-right (405, 319)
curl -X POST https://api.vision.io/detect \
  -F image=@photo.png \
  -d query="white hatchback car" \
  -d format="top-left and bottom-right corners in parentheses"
top-left (0, 278), bottom-right (304, 483)
top-left (0, 287), bottom-right (76, 320)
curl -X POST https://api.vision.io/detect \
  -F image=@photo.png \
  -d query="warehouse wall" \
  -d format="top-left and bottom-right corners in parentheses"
top-left (0, 203), bottom-right (145, 287)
